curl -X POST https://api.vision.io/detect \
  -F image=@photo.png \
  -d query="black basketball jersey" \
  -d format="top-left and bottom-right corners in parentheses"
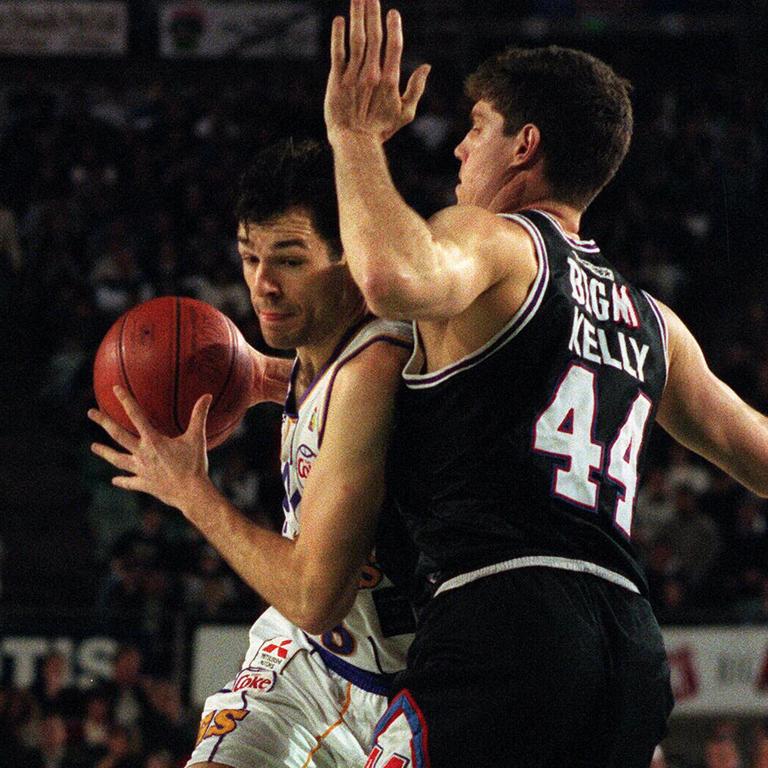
top-left (387, 209), bottom-right (668, 598)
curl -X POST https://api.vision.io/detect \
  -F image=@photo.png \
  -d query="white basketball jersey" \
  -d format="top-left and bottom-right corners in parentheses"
top-left (280, 317), bottom-right (414, 677)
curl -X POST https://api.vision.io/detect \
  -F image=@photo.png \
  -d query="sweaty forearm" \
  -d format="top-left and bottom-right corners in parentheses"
top-left (181, 481), bottom-right (356, 631)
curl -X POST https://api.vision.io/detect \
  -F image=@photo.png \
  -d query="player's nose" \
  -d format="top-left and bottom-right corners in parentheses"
top-left (252, 263), bottom-right (281, 298)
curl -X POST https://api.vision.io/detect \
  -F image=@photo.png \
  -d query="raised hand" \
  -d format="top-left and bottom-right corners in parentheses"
top-left (88, 386), bottom-right (214, 512)
top-left (325, 0), bottom-right (430, 143)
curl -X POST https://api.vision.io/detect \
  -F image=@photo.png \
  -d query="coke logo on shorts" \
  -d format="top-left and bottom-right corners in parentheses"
top-left (233, 667), bottom-right (276, 694)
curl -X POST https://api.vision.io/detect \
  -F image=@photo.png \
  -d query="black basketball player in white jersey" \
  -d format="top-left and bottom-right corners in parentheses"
top-left (324, 1), bottom-right (768, 766)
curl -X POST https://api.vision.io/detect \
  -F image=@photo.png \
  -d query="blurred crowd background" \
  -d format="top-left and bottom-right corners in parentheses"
top-left (1, 1), bottom-right (767, 766)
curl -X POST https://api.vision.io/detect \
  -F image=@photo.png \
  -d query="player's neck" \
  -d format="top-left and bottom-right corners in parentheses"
top-left (525, 201), bottom-right (582, 237)
top-left (491, 174), bottom-right (583, 236)
top-left (294, 301), bottom-right (368, 393)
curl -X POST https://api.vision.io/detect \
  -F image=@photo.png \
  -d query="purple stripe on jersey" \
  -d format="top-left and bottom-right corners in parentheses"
top-left (285, 315), bottom-right (379, 416)
top-left (403, 212), bottom-right (550, 389)
top-left (317, 334), bottom-right (412, 446)
top-left (306, 637), bottom-right (394, 695)
top-left (641, 290), bottom-right (669, 375)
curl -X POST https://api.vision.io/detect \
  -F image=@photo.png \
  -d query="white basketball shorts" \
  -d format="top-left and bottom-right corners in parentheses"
top-left (187, 607), bottom-right (392, 768)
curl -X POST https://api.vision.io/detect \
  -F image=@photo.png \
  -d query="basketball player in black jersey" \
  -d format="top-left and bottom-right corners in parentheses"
top-left (324, 1), bottom-right (768, 766)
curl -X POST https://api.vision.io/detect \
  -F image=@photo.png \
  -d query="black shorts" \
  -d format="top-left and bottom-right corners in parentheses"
top-left (366, 567), bottom-right (673, 768)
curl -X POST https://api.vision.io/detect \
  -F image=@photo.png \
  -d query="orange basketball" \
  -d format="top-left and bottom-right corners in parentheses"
top-left (93, 297), bottom-right (253, 449)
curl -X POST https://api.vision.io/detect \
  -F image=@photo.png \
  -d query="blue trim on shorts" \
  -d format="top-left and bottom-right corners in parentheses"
top-left (306, 638), bottom-right (395, 696)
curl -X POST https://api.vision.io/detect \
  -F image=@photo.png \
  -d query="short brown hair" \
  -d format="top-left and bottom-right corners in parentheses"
top-left (465, 45), bottom-right (633, 208)
top-left (236, 139), bottom-right (342, 261)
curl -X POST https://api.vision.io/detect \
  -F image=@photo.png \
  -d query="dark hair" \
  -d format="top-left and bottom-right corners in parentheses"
top-left (236, 138), bottom-right (342, 260)
top-left (465, 45), bottom-right (633, 208)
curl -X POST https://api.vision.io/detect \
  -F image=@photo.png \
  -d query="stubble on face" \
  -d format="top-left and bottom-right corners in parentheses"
top-left (455, 101), bottom-right (518, 211)
top-left (237, 213), bottom-right (352, 354)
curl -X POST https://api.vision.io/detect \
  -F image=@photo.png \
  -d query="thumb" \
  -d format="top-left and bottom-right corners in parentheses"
top-left (189, 393), bottom-right (213, 436)
top-left (402, 63), bottom-right (431, 118)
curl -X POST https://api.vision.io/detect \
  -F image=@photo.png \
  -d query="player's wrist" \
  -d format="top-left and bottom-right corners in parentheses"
top-left (327, 126), bottom-right (386, 149)
top-left (176, 475), bottom-right (220, 522)
top-left (250, 348), bottom-right (291, 405)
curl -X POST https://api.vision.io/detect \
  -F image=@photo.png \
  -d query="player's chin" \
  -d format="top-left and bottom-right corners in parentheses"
top-left (260, 330), bottom-right (296, 351)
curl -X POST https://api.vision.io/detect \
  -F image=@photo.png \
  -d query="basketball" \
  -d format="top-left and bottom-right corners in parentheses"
top-left (93, 297), bottom-right (254, 449)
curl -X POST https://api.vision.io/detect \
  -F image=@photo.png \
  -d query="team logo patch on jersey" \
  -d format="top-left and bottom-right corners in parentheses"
top-left (232, 666), bottom-right (276, 694)
top-left (366, 689), bottom-right (430, 768)
top-left (571, 250), bottom-right (614, 281)
top-left (295, 444), bottom-right (317, 487)
top-left (252, 637), bottom-right (300, 672)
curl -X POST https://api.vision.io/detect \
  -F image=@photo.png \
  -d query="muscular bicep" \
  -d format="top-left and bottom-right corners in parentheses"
top-left (365, 206), bottom-right (536, 320)
top-left (290, 342), bottom-right (407, 621)
top-left (657, 302), bottom-right (768, 496)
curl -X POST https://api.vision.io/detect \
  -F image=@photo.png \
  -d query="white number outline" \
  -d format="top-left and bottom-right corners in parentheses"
top-left (532, 362), bottom-right (604, 512)
top-left (533, 363), bottom-right (653, 537)
top-left (606, 391), bottom-right (653, 536)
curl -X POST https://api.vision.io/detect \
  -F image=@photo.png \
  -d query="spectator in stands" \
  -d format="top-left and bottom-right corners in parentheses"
top-left (0, 685), bottom-right (40, 764)
top-left (30, 652), bottom-right (83, 724)
top-left (635, 466), bottom-right (676, 547)
top-left (93, 723), bottom-right (142, 768)
top-left (702, 733), bottom-right (742, 768)
top-left (751, 721), bottom-right (768, 768)
top-left (143, 750), bottom-right (174, 768)
top-left (182, 544), bottom-right (239, 620)
top-left (141, 680), bottom-right (196, 765)
top-left (23, 712), bottom-right (83, 768)
top-left (109, 503), bottom-right (176, 575)
top-left (100, 646), bottom-right (150, 734)
top-left (97, 553), bottom-right (148, 643)
top-left (658, 484), bottom-right (721, 592)
top-left (80, 688), bottom-right (112, 760)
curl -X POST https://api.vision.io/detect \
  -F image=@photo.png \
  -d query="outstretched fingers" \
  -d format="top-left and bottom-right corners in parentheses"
top-left (90, 441), bottom-right (136, 474)
top-left (363, 0), bottom-right (383, 81)
top-left (347, 0), bottom-right (366, 75)
top-left (87, 406), bottom-right (139, 453)
top-left (330, 15), bottom-right (346, 77)
top-left (113, 385), bottom-right (154, 435)
top-left (382, 9), bottom-right (403, 86)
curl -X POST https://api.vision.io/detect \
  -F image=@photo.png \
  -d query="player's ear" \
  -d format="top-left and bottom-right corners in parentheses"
top-left (509, 123), bottom-right (542, 169)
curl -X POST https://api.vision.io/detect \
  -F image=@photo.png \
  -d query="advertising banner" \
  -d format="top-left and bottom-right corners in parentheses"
top-left (664, 627), bottom-right (768, 715)
top-left (0, 2), bottom-right (127, 56)
top-left (1, 633), bottom-right (117, 689)
top-left (159, 2), bottom-right (319, 59)
top-left (190, 624), bottom-right (768, 713)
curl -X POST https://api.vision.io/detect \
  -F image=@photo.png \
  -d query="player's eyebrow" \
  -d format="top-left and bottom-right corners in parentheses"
top-left (272, 239), bottom-right (309, 250)
top-left (471, 108), bottom-right (486, 124)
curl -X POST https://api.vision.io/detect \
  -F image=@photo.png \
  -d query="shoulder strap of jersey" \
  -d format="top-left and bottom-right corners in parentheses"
top-left (316, 317), bottom-right (411, 445)
top-left (336, 317), bottom-right (412, 368)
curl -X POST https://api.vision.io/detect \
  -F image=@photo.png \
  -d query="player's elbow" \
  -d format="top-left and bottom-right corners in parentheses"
top-left (360, 270), bottom-right (456, 321)
top-left (291, 586), bottom-right (355, 635)
top-left (357, 271), bottom-right (414, 320)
